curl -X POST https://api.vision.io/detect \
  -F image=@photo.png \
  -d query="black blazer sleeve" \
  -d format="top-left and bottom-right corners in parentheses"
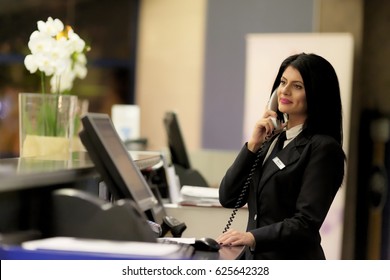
top-left (218, 143), bottom-right (265, 208)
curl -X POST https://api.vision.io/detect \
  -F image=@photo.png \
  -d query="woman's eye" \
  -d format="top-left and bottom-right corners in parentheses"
top-left (294, 84), bottom-right (303, 89)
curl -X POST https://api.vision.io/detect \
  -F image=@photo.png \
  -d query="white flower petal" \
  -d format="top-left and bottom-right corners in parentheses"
top-left (74, 64), bottom-right (87, 79)
top-left (75, 53), bottom-right (87, 65)
top-left (50, 72), bottom-right (75, 93)
top-left (24, 55), bottom-right (38, 73)
top-left (37, 17), bottom-right (64, 36)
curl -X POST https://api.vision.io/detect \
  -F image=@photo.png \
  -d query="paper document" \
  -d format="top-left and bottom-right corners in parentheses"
top-left (181, 185), bottom-right (219, 198)
top-left (180, 185), bottom-right (220, 207)
top-left (158, 237), bottom-right (196, 244)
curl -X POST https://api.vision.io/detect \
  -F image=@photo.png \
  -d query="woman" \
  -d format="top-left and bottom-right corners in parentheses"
top-left (217, 53), bottom-right (346, 259)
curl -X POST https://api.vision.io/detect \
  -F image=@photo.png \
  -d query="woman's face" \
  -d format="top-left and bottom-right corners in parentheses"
top-left (277, 66), bottom-right (307, 126)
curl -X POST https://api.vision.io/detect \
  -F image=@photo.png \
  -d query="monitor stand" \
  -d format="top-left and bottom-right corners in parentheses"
top-left (48, 188), bottom-right (157, 242)
top-left (174, 164), bottom-right (209, 188)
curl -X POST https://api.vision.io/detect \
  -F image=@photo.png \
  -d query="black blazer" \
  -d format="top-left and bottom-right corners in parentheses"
top-left (219, 132), bottom-right (345, 260)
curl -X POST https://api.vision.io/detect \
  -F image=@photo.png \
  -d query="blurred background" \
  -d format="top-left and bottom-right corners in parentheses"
top-left (0, 0), bottom-right (389, 260)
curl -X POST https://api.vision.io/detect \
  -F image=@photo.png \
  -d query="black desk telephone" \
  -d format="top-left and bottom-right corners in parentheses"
top-left (147, 216), bottom-right (186, 238)
top-left (161, 216), bottom-right (187, 237)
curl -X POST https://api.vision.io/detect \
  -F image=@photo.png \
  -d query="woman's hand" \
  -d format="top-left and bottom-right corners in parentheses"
top-left (247, 109), bottom-right (278, 152)
top-left (216, 229), bottom-right (255, 248)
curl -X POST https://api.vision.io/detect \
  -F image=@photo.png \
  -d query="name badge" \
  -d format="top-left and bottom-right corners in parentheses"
top-left (272, 157), bottom-right (285, 170)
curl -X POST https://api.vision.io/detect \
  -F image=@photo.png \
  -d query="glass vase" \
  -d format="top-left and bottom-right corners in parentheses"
top-left (72, 98), bottom-right (89, 152)
top-left (19, 92), bottom-right (78, 159)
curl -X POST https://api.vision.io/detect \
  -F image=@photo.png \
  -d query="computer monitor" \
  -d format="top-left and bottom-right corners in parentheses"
top-left (79, 113), bottom-right (188, 237)
top-left (163, 111), bottom-right (209, 188)
top-left (79, 113), bottom-right (158, 212)
top-left (163, 111), bottom-right (191, 169)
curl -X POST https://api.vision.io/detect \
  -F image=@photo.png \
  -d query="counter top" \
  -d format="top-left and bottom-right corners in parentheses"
top-left (0, 151), bottom-right (161, 193)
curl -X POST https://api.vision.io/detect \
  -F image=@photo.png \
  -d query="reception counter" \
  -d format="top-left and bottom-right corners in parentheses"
top-left (0, 152), bottom-right (244, 260)
top-left (0, 152), bottom-right (159, 244)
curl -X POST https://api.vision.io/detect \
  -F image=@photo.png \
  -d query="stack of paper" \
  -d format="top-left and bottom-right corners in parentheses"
top-left (179, 185), bottom-right (221, 207)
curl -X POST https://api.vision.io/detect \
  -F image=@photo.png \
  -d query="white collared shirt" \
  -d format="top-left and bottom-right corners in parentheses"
top-left (263, 124), bottom-right (303, 163)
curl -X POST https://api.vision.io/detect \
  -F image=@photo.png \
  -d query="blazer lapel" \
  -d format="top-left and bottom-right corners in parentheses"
top-left (256, 133), bottom-right (310, 196)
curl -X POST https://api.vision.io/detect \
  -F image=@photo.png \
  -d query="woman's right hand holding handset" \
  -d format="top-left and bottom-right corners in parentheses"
top-left (247, 109), bottom-right (282, 153)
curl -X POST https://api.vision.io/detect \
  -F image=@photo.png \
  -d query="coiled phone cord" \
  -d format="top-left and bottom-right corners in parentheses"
top-left (222, 144), bottom-right (264, 233)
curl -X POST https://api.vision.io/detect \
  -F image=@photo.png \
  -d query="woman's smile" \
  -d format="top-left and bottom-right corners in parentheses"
top-left (279, 97), bottom-right (292, 105)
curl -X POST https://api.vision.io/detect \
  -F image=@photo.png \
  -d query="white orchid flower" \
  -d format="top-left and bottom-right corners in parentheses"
top-left (24, 54), bottom-right (39, 73)
top-left (25, 17), bottom-right (89, 94)
top-left (68, 32), bottom-right (86, 53)
top-left (50, 71), bottom-right (75, 93)
top-left (28, 33), bottom-right (54, 55)
top-left (74, 52), bottom-right (87, 65)
top-left (36, 53), bottom-right (55, 76)
top-left (73, 63), bottom-right (87, 79)
top-left (37, 17), bottom-right (64, 37)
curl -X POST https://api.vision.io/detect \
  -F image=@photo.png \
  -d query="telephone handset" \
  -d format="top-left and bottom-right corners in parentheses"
top-left (268, 89), bottom-right (282, 130)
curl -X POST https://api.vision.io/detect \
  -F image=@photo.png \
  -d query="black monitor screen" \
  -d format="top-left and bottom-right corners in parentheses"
top-left (163, 111), bottom-right (191, 169)
top-left (79, 113), bottom-right (158, 212)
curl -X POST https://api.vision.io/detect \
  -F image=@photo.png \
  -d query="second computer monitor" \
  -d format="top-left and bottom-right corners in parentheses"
top-left (163, 111), bottom-right (209, 188)
top-left (163, 111), bottom-right (192, 169)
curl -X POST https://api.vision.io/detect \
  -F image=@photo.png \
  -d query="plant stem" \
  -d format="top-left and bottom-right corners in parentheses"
top-left (54, 95), bottom-right (59, 137)
top-left (40, 72), bottom-right (48, 135)
top-left (40, 72), bottom-right (45, 94)
top-left (54, 76), bottom-right (62, 136)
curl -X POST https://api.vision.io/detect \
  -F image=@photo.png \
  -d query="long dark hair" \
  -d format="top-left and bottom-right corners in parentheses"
top-left (271, 53), bottom-right (343, 145)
